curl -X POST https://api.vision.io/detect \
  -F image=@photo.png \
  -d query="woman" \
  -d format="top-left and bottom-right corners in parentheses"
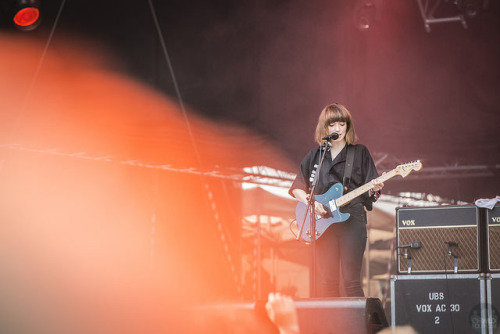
top-left (289, 103), bottom-right (384, 297)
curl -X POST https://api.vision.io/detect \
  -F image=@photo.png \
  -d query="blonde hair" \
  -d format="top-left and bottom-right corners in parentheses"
top-left (314, 103), bottom-right (358, 145)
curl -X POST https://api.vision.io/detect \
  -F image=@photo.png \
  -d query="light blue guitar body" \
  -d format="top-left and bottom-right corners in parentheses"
top-left (294, 160), bottom-right (423, 242)
top-left (295, 182), bottom-right (350, 243)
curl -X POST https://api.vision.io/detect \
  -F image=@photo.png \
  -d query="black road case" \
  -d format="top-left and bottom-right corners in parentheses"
top-left (391, 274), bottom-right (488, 334)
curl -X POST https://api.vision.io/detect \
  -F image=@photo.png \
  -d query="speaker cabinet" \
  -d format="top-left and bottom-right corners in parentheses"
top-left (391, 274), bottom-right (487, 334)
top-left (396, 205), bottom-right (481, 274)
top-left (194, 298), bottom-right (388, 334)
top-left (486, 205), bottom-right (500, 272)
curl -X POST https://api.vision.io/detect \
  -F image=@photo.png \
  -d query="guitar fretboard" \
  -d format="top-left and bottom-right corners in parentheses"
top-left (336, 168), bottom-right (398, 207)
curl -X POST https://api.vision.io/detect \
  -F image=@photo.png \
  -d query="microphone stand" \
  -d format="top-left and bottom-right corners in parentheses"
top-left (297, 141), bottom-right (330, 297)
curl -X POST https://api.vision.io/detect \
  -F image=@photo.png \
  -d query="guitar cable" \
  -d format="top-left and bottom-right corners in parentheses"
top-left (290, 219), bottom-right (298, 240)
top-left (441, 241), bottom-right (457, 333)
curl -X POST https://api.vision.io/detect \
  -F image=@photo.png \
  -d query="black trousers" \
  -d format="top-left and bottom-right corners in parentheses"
top-left (315, 203), bottom-right (367, 297)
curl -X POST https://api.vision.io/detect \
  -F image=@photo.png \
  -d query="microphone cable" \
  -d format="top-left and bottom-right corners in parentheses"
top-left (441, 240), bottom-right (459, 334)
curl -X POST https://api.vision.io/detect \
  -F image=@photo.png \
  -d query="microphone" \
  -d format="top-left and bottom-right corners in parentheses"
top-left (445, 241), bottom-right (459, 256)
top-left (398, 241), bottom-right (422, 249)
top-left (322, 133), bottom-right (339, 141)
top-left (398, 240), bottom-right (421, 259)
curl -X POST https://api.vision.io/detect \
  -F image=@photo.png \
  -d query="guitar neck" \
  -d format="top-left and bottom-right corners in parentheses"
top-left (336, 168), bottom-right (398, 207)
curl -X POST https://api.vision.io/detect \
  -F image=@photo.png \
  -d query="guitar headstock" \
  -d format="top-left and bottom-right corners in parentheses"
top-left (395, 160), bottom-right (423, 178)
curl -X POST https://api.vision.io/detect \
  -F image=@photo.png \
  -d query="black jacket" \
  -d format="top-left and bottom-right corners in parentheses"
top-left (289, 143), bottom-right (380, 211)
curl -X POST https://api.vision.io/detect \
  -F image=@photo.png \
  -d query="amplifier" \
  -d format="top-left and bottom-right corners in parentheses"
top-left (486, 205), bottom-right (500, 272)
top-left (396, 205), bottom-right (482, 274)
top-left (391, 274), bottom-right (487, 334)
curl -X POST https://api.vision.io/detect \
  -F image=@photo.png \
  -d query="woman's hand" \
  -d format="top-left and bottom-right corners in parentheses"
top-left (371, 179), bottom-right (384, 192)
top-left (305, 194), bottom-right (327, 216)
top-left (314, 200), bottom-right (327, 216)
top-left (369, 178), bottom-right (384, 196)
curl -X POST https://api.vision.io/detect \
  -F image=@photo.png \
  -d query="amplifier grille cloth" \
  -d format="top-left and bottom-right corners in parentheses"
top-left (489, 227), bottom-right (500, 271)
top-left (398, 227), bottom-right (478, 273)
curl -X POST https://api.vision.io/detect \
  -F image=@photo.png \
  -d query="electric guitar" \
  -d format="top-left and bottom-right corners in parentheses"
top-left (295, 161), bottom-right (423, 243)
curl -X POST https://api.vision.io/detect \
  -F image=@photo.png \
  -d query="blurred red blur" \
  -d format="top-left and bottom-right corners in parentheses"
top-left (13, 7), bottom-right (40, 27)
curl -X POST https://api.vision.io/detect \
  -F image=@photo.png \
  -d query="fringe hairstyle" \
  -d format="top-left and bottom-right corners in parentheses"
top-left (314, 103), bottom-right (358, 145)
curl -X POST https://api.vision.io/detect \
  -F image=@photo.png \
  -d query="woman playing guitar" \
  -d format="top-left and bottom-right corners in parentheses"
top-left (289, 103), bottom-right (384, 297)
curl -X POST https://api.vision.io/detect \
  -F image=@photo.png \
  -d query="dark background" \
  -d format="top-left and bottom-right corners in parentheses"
top-left (4, 0), bottom-right (500, 202)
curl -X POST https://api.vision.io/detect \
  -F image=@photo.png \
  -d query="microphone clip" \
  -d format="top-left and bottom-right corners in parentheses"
top-left (321, 141), bottom-right (332, 149)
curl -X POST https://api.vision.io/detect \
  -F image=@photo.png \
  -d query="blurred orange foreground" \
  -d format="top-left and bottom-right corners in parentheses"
top-left (0, 34), bottom-right (293, 333)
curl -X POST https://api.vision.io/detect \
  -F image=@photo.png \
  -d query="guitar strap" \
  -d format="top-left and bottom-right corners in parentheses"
top-left (343, 144), bottom-right (355, 191)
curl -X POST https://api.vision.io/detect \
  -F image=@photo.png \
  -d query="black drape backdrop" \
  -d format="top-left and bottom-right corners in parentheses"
top-left (28, 0), bottom-right (499, 202)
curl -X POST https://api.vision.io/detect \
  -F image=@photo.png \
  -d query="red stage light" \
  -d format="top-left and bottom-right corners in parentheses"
top-left (13, 7), bottom-right (40, 27)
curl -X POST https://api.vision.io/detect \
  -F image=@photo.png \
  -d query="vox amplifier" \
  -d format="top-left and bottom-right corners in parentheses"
top-left (396, 205), bottom-right (482, 274)
top-left (486, 205), bottom-right (500, 272)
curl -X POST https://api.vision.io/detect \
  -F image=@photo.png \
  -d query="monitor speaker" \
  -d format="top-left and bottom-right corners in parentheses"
top-left (293, 298), bottom-right (388, 334)
top-left (193, 297), bottom-right (388, 334)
